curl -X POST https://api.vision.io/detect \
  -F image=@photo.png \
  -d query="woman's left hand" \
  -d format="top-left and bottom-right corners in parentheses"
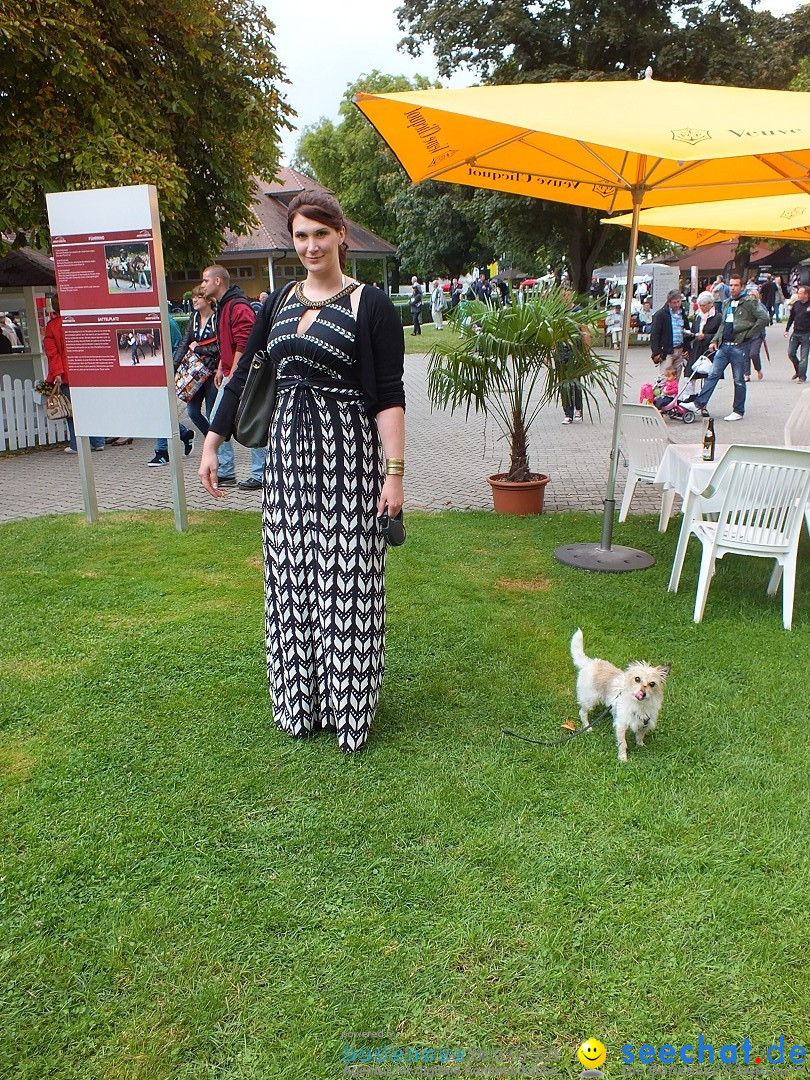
top-left (377, 475), bottom-right (403, 517)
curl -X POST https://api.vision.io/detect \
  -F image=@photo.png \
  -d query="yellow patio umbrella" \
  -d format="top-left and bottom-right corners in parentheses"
top-left (354, 75), bottom-right (810, 570)
top-left (604, 193), bottom-right (810, 247)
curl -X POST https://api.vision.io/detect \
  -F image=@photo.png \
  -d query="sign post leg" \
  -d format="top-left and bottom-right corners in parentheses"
top-left (166, 433), bottom-right (188, 533)
top-left (76, 437), bottom-right (99, 523)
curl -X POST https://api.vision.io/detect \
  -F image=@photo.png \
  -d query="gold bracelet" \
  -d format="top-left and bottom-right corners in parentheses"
top-left (386, 467), bottom-right (404, 476)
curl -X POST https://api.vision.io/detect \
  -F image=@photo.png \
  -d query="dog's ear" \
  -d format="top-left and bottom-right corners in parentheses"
top-left (658, 663), bottom-right (672, 679)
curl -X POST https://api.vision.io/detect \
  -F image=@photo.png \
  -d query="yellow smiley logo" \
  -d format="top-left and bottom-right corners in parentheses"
top-left (577, 1039), bottom-right (607, 1069)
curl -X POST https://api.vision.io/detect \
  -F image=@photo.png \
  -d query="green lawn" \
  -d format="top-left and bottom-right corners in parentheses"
top-left (2, 510), bottom-right (809, 1079)
top-left (403, 321), bottom-right (448, 355)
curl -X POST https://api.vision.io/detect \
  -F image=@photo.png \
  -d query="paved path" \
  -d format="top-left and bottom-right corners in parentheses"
top-left (0, 326), bottom-right (801, 524)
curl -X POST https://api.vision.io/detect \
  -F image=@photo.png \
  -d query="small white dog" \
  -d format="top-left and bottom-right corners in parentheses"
top-left (570, 629), bottom-right (671, 762)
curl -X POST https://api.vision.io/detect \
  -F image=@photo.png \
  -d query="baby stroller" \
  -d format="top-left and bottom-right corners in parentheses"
top-left (660, 354), bottom-right (712, 421)
top-left (657, 354), bottom-right (714, 424)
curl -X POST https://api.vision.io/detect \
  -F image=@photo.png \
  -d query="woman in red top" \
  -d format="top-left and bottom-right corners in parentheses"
top-left (43, 296), bottom-right (104, 452)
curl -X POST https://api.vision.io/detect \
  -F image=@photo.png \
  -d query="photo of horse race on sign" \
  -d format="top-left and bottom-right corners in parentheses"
top-left (105, 242), bottom-right (152, 294)
top-left (116, 326), bottom-right (163, 367)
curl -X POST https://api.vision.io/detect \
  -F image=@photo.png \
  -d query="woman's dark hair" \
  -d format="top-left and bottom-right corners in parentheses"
top-left (287, 190), bottom-right (348, 271)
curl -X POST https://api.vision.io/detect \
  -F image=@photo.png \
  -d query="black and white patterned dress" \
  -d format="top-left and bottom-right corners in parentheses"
top-left (261, 292), bottom-right (386, 752)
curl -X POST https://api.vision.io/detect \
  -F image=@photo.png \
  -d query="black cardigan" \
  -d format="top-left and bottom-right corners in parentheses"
top-left (209, 283), bottom-right (406, 440)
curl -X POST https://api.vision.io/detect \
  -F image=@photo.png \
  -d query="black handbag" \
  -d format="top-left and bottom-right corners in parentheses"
top-left (378, 510), bottom-right (406, 546)
top-left (235, 283), bottom-right (295, 448)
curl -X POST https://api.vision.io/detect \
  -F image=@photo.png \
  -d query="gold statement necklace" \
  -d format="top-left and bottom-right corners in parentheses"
top-left (294, 277), bottom-right (358, 309)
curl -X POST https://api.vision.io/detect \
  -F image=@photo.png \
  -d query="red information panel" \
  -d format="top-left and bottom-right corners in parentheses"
top-left (51, 229), bottom-right (160, 312)
top-left (61, 313), bottom-right (167, 387)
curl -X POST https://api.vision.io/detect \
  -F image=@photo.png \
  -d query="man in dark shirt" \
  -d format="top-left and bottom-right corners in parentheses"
top-left (759, 274), bottom-right (777, 325)
top-left (785, 285), bottom-right (810, 382)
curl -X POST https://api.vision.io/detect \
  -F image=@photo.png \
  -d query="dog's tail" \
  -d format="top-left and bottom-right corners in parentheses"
top-left (570, 628), bottom-right (587, 669)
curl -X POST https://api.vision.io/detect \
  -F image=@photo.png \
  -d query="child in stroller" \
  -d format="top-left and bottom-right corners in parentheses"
top-left (640, 359), bottom-right (710, 423)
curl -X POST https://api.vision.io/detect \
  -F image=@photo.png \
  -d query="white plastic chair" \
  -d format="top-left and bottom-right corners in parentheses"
top-left (668, 445), bottom-right (810, 629)
top-left (784, 387), bottom-right (810, 448)
top-left (784, 387), bottom-right (810, 537)
top-left (618, 404), bottom-right (676, 531)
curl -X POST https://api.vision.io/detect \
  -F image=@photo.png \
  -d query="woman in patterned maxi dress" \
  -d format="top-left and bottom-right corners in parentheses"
top-left (199, 192), bottom-right (406, 752)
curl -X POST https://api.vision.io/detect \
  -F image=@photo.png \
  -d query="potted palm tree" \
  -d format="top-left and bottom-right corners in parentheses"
top-left (427, 287), bottom-right (615, 514)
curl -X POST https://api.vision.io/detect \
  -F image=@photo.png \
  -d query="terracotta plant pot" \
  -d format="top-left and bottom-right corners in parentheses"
top-left (487, 473), bottom-right (550, 515)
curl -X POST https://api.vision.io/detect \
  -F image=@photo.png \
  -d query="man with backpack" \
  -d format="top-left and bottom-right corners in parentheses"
top-left (201, 265), bottom-right (266, 491)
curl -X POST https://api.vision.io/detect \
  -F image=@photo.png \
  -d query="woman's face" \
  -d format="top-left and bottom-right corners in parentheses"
top-left (192, 293), bottom-right (210, 312)
top-left (291, 213), bottom-right (344, 274)
top-left (698, 299), bottom-right (712, 313)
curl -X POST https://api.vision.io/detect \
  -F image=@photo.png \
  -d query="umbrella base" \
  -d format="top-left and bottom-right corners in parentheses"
top-left (554, 543), bottom-right (656, 572)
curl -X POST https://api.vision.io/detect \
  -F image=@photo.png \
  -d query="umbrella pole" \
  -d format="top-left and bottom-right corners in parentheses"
top-left (554, 189), bottom-right (655, 572)
top-left (600, 191), bottom-right (642, 550)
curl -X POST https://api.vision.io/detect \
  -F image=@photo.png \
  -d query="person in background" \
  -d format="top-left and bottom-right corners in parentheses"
top-left (653, 366), bottom-right (679, 410)
top-left (785, 284), bottom-right (810, 382)
top-left (430, 279), bottom-right (446, 330)
top-left (773, 276), bottom-right (786, 322)
top-left (43, 296), bottom-right (105, 453)
top-left (559, 289), bottom-right (588, 425)
top-left (409, 284), bottom-right (423, 335)
top-left (710, 275), bottom-right (728, 307)
top-left (201, 264), bottom-right (266, 490)
top-left (637, 298), bottom-right (654, 336)
top-left (744, 288), bottom-right (768, 381)
top-left (683, 273), bottom-right (768, 422)
top-left (759, 273), bottom-right (777, 325)
top-left (148, 312), bottom-right (195, 465)
top-left (687, 291), bottom-right (722, 376)
top-left (472, 273), bottom-right (491, 302)
top-left (650, 289), bottom-right (691, 378)
top-left (605, 300), bottom-right (623, 348)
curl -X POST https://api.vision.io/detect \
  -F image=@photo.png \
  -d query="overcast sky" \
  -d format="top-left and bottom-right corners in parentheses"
top-left (268, 0), bottom-right (806, 165)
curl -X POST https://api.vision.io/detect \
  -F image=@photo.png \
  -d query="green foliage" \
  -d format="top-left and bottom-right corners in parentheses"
top-left (390, 182), bottom-right (494, 278)
top-left (394, 0), bottom-right (795, 286)
top-left (0, 0), bottom-right (292, 268)
top-left (396, 0), bottom-right (787, 88)
top-left (427, 289), bottom-right (615, 480)
top-left (1, 510), bottom-right (809, 1077)
top-left (296, 72), bottom-right (496, 282)
top-left (790, 58), bottom-right (810, 93)
top-left (295, 71), bottom-right (435, 247)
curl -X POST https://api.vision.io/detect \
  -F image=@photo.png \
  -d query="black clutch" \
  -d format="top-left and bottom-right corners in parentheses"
top-left (378, 510), bottom-right (406, 546)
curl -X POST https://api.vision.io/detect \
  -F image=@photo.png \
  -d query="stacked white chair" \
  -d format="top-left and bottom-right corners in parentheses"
top-left (668, 444), bottom-right (810, 630)
top-left (618, 404), bottom-right (676, 531)
top-left (784, 387), bottom-right (810, 448)
top-left (784, 387), bottom-right (810, 537)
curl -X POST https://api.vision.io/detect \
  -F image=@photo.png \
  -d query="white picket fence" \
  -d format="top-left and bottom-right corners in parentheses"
top-left (0, 374), bottom-right (69, 452)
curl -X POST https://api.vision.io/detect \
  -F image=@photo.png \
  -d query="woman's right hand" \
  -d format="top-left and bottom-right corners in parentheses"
top-left (52, 374), bottom-right (62, 389)
top-left (198, 439), bottom-right (225, 498)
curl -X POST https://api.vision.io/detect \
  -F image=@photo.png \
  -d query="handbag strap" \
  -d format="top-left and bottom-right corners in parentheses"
top-left (265, 282), bottom-right (296, 339)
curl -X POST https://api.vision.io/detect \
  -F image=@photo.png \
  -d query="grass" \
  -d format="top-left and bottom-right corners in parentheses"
top-left (1, 509), bottom-right (809, 1079)
top-left (404, 322), bottom-right (448, 356)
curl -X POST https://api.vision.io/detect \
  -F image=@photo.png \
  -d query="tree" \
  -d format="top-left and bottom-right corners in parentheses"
top-left (390, 182), bottom-right (494, 278)
top-left (295, 72), bottom-right (497, 284)
top-left (295, 71), bottom-right (434, 247)
top-left (395, 0), bottom-right (792, 288)
top-left (0, 0), bottom-right (292, 268)
top-left (396, 0), bottom-right (786, 88)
